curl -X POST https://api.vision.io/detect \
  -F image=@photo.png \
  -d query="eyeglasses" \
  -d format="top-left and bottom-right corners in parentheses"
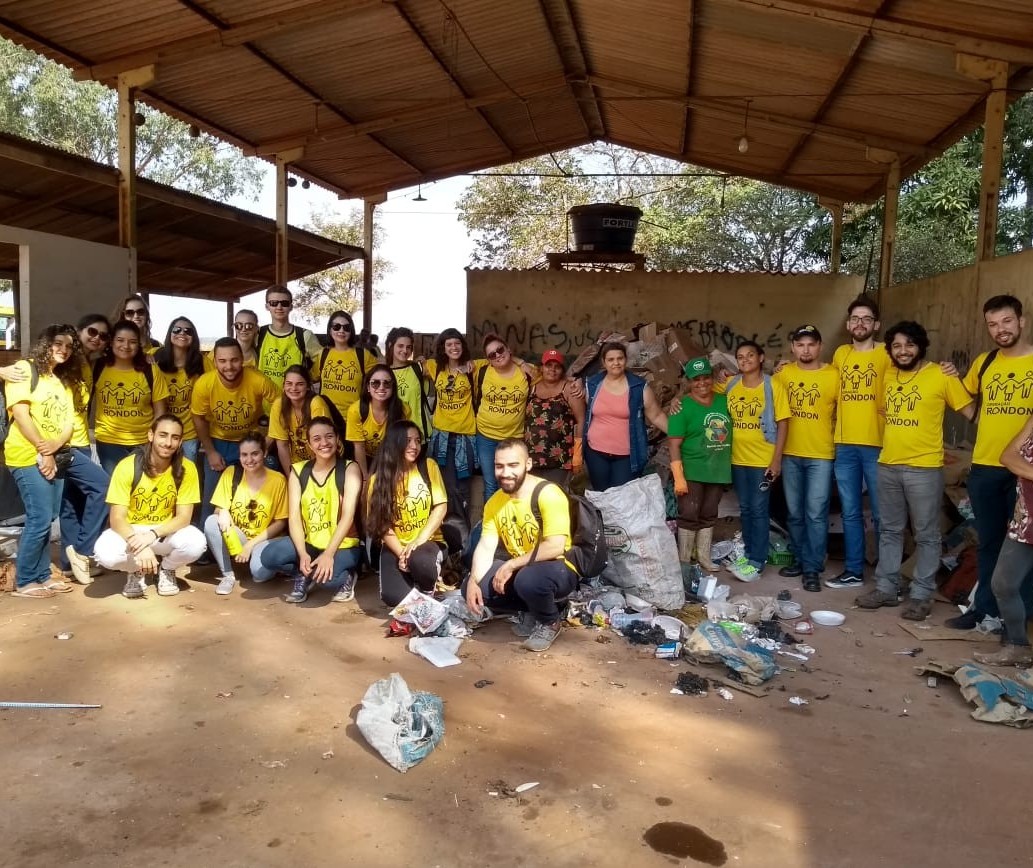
top-left (234, 322), bottom-right (256, 332)
top-left (123, 308), bottom-right (146, 318)
top-left (267, 299), bottom-right (292, 308)
top-left (486, 346), bottom-right (507, 360)
top-left (369, 378), bottom-right (393, 388)
top-left (85, 326), bottom-right (109, 341)
top-left (330, 323), bottom-right (352, 332)
top-left (171, 326), bottom-right (195, 336)
top-left (848, 316), bottom-right (875, 325)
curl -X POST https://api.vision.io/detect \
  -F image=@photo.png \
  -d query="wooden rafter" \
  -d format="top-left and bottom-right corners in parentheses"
top-left (678, 0), bottom-right (697, 157)
top-left (537, 0), bottom-right (605, 139)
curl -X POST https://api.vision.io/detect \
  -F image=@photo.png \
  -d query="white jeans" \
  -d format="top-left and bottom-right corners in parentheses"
top-left (94, 525), bottom-right (207, 574)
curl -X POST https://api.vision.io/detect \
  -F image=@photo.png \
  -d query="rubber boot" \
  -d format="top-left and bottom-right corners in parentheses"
top-left (677, 529), bottom-right (696, 564)
top-left (695, 527), bottom-right (719, 572)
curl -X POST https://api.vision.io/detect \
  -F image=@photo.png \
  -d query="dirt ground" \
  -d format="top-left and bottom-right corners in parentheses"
top-left (1, 556), bottom-right (1029, 868)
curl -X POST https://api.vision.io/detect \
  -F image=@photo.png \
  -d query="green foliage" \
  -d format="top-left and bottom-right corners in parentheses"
top-left (0, 37), bottom-right (263, 202)
top-left (292, 209), bottom-right (391, 322)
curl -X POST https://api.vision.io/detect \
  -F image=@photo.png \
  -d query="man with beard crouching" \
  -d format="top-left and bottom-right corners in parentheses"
top-left (463, 438), bottom-right (578, 653)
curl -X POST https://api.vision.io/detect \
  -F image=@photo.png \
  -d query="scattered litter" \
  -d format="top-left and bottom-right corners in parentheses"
top-left (54, 631), bottom-right (73, 640)
top-left (216, 691), bottom-right (233, 698)
top-left (321, 750), bottom-right (334, 760)
top-left (618, 621), bottom-right (668, 645)
top-left (674, 672), bottom-right (709, 696)
top-left (408, 636), bottom-right (463, 668)
top-left (383, 793), bottom-right (414, 802)
top-left (794, 619), bottom-right (814, 634)
top-left (917, 661), bottom-right (1033, 727)
top-left (356, 673), bottom-right (445, 772)
top-left (390, 588), bottom-right (449, 635)
top-left (260, 760), bottom-right (287, 769)
top-left (788, 696), bottom-right (809, 706)
top-left (927, 676), bottom-right (938, 688)
top-left (715, 687), bottom-right (734, 701)
top-left (474, 679), bottom-right (494, 689)
top-left (515, 782), bottom-right (539, 794)
top-left (893, 647), bottom-right (923, 657)
top-left (595, 634), bottom-right (612, 644)
top-left (685, 619), bottom-right (778, 685)
top-left (592, 783), bottom-right (604, 789)
top-left (655, 642), bottom-right (682, 659)
top-left (0, 701), bottom-right (101, 709)
top-left (610, 682), bottom-right (626, 688)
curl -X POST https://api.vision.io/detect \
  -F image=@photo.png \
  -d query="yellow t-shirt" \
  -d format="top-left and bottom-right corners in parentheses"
top-left (313, 347), bottom-right (377, 416)
top-left (162, 357), bottom-right (215, 442)
top-left (346, 401), bottom-right (409, 458)
top-left (293, 459), bottom-right (360, 551)
top-left (190, 369), bottom-right (277, 441)
top-left (268, 395), bottom-right (333, 463)
top-left (106, 454), bottom-right (201, 526)
top-left (368, 460), bottom-right (447, 545)
top-left (425, 359), bottom-right (478, 436)
top-left (773, 363), bottom-right (839, 460)
top-left (257, 327), bottom-right (321, 388)
top-left (880, 363), bottom-right (974, 467)
top-left (4, 362), bottom-right (75, 469)
top-left (963, 350), bottom-right (1033, 467)
top-left (69, 365), bottom-right (91, 448)
top-left (93, 364), bottom-right (170, 446)
top-left (476, 364), bottom-right (531, 440)
top-left (715, 376), bottom-right (791, 468)
top-left (392, 363), bottom-right (428, 439)
top-left (481, 481), bottom-right (572, 561)
top-left (210, 466), bottom-right (288, 539)
top-left (832, 343), bottom-right (891, 447)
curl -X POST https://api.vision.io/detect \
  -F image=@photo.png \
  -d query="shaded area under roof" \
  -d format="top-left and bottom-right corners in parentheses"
top-left (1, 0), bottom-right (1031, 203)
top-left (0, 131), bottom-right (364, 302)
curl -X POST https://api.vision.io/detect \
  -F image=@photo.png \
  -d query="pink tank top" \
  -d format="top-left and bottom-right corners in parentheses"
top-left (588, 385), bottom-right (631, 456)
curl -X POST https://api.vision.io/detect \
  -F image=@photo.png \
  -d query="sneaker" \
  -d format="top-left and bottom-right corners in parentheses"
top-left (824, 570), bottom-right (862, 589)
top-left (729, 557), bottom-right (761, 582)
top-left (523, 620), bottom-right (562, 652)
top-left (284, 575), bottom-right (311, 604)
top-left (510, 610), bottom-right (537, 638)
top-left (122, 571), bottom-right (146, 599)
top-left (215, 574), bottom-right (236, 596)
top-left (157, 569), bottom-right (180, 596)
top-left (855, 588), bottom-right (900, 609)
top-left (945, 609), bottom-right (981, 630)
top-left (973, 644), bottom-right (1033, 667)
top-left (331, 576), bottom-right (356, 603)
top-left (65, 545), bottom-right (94, 585)
top-left (902, 597), bottom-right (933, 621)
top-left (778, 564), bottom-right (803, 578)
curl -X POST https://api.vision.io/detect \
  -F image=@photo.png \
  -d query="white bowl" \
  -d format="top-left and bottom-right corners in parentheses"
top-left (810, 610), bottom-right (845, 627)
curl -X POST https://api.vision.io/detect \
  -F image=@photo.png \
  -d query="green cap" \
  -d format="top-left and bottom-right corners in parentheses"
top-left (684, 356), bottom-right (712, 378)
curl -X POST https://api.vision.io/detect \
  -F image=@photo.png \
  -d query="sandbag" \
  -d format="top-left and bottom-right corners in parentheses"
top-left (586, 475), bottom-right (685, 611)
top-left (355, 673), bottom-right (445, 772)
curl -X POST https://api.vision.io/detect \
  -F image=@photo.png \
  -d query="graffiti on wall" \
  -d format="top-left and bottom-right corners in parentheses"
top-left (669, 319), bottom-right (785, 353)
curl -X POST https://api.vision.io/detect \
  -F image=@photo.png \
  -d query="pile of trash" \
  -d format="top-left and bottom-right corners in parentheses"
top-left (387, 588), bottom-right (492, 668)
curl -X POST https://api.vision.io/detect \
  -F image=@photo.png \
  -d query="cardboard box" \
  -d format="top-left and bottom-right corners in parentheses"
top-left (666, 327), bottom-right (707, 366)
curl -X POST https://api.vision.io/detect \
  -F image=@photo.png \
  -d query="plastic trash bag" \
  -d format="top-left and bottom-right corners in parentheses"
top-left (685, 619), bottom-right (778, 685)
top-left (356, 673), bottom-right (445, 772)
top-left (586, 475), bottom-right (685, 611)
top-left (389, 588), bottom-right (449, 634)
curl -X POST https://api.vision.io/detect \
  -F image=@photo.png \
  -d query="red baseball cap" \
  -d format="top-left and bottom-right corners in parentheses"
top-left (541, 349), bottom-right (565, 365)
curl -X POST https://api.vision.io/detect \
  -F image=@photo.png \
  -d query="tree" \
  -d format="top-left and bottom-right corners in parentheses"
top-left (0, 37), bottom-right (263, 202)
top-left (292, 208), bottom-right (392, 322)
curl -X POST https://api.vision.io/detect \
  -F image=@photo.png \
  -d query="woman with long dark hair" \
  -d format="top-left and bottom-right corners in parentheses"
top-left (154, 316), bottom-right (211, 463)
top-left (367, 420), bottom-right (448, 606)
top-left (268, 364), bottom-right (334, 471)
top-left (111, 293), bottom-right (160, 353)
top-left (6, 324), bottom-right (86, 598)
top-left (92, 320), bottom-right (169, 475)
top-left (311, 309), bottom-right (376, 418)
top-left (346, 363), bottom-right (408, 479)
top-left (386, 326), bottom-right (430, 441)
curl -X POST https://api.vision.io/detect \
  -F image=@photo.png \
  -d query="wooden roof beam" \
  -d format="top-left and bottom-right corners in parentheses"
top-left (679, 0), bottom-right (697, 157)
top-left (537, 0), bottom-right (606, 139)
top-left (730, 0), bottom-right (1033, 66)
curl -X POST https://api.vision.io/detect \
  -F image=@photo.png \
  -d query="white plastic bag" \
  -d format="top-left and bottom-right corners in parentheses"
top-left (586, 475), bottom-right (685, 611)
top-left (389, 588), bottom-right (449, 634)
top-left (355, 673), bottom-right (445, 772)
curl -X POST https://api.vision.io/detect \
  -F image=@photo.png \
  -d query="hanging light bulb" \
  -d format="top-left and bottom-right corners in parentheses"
top-left (738, 135), bottom-right (749, 154)
top-left (413, 183), bottom-right (427, 202)
top-left (737, 99), bottom-right (752, 155)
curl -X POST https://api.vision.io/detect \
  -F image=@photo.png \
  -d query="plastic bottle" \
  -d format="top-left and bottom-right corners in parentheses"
top-left (222, 526), bottom-right (243, 556)
top-left (609, 608), bottom-right (655, 630)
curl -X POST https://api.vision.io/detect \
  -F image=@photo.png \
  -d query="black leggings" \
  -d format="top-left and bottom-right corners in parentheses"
top-left (379, 541), bottom-right (446, 607)
top-left (463, 558), bottom-right (579, 624)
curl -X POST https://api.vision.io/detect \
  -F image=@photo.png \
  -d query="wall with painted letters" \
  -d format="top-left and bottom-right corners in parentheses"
top-left (466, 269), bottom-right (864, 359)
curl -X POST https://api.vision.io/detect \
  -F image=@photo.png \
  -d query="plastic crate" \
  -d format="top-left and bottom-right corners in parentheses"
top-left (767, 550), bottom-right (795, 567)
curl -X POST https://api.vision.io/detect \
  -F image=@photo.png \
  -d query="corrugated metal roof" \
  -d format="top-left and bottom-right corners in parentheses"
top-left (0, 0), bottom-right (1030, 203)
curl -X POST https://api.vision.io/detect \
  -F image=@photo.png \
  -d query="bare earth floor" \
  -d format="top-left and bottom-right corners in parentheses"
top-left (1, 563), bottom-right (1028, 868)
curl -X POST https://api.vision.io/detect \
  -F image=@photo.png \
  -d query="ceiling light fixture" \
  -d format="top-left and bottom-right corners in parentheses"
top-left (413, 184), bottom-right (427, 202)
top-left (738, 99), bottom-right (752, 154)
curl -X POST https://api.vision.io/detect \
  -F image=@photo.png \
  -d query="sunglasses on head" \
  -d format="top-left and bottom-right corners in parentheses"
top-left (234, 322), bottom-right (256, 331)
top-left (330, 322), bottom-right (352, 332)
top-left (267, 299), bottom-right (292, 308)
top-left (445, 374), bottom-right (456, 389)
top-left (85, 326), bottom-right (109, 341)
top-left (486, 346), bottom-right (507, 360)
top-left (369, 378), bottom-right (393, 388)
top-left (123, 308), bottom-right (146, 318)
top-left (171, 326), bottom-right (195, 336)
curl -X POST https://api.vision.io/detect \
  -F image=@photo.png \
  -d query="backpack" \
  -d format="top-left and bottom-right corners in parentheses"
top-left (474, 363), bottom-right (532, 414)
top-left (527, 480), bottom-right (608, 579)
top-left (297, 457), bottom-right (349, 503)
top-left (0, 360), bottom-right (40, 445)
top-left (257, 325), bottom-right (308, 367)
top-left (90, 359), bottom-right (154, 410)
top-left (971, 349), bottom-right (999, 417)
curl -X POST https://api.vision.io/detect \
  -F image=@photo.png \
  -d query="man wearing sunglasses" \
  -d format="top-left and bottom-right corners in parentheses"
top-left (255, 286), bottom-right (322, 388)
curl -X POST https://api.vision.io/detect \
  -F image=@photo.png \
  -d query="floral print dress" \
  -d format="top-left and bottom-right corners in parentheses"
top-left (525, 389), bottom-right (575, 472)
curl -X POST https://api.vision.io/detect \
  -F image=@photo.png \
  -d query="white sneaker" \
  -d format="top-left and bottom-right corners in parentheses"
top-left (215, 574), bottom-right (236, 596)
top-left (65, 546), bottom-right (94, 585)
top-left (122, 571), bottom-right (146, 599)
top-left (157, 569), bottom-right (180, 596)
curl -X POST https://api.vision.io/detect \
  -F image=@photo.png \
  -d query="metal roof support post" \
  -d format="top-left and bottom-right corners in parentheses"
top-left (819, 197), bottom-right (843, 274)
top-left (362, 195), bottom-right (385, 332)
top-left (273, 149), bottom-right (305, 289)
top-left (116, 66), bottom-right (154, 290)
top-left (226, 300), bottom-right (234, 341)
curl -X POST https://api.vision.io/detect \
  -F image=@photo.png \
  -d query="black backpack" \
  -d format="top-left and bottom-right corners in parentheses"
top-left (527, 480), bottom-right (608, 579)
top-left (129, 449), bottom-right (186, 493)
top-left (0, 360), bottom-right (40, 446)
top-left (971, 349), bottom-right (999, 417)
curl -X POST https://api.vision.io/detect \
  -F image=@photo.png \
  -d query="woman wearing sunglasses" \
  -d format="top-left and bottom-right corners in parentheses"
top-left (311, 310), bottom-right (376, 418)
top-left (92, 320), bottom-right (169, 475)
top-left (346, 364), bottom-right (408, 480)
top-left (154, 317), bottom-right (212, 464)
top-left (111, 294), bottom-right (160, 354)
top-left (230, 309), bottom-right (259, 368)
top-left (268, 364), bottom-right (335, 472)
top-left (204, 431), bottom-right (288, 595)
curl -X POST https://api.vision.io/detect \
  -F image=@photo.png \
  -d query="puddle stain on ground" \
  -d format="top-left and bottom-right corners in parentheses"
top-left (643, 822), bottom-right (727, 865)
top-left (655, 796), bottom-right (673, 806)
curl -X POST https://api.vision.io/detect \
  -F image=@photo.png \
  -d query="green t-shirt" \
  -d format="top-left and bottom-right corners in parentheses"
top-left (668, 394), bottom-right (732, 484)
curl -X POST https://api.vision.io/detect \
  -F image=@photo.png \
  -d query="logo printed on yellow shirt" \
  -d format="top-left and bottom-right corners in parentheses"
top-left (306, 496), bottom-right (331, 532)
top-left (324, 359), bottom-right (359, 385)
top-left (787, 381), bottom-right (823, 415)
top-left (103, 380), bottom-right (146, 410)
top-left (231, 500), bottom-right (268, 535)
top-left (886, 383), bottom-right (922, 418)
top-left (166, 374), bottom-right (192, 413)
top-left (213, 398), bottom-right (254, 425)
top-left (729, 394), bottom-right (763, 419)
top-left (400, 483), bottom-right (431, 521)
top-left (498, 510), bottom-right (538, 552)
top-left (263, 347), bottom-right (293, 376)
top-left (134, 484), bottom-right (177, 521)
top-left (984, 370), bottom-right (1033, 409)
top-left (840, 362), bottom-right (879, 399)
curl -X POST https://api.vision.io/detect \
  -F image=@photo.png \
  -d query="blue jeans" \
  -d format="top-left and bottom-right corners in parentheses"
top-left (475, 433), bottom-right (503, 502)
top-left (201, 439), bottom-right (241, 524)
top-left (732, 465), bottom-right (769, 568)
top-left (59, 447), bottom-right (110, 566)
top-left (202, 514), bottom-right (276, 580)
top-left (968, 463), bottom-right (1025, 618)
top-left (834, 444), bottom-right (881, 575)
top-left (584, 443), bottom-right (634, 491)
top-left (96, 441), bottom-right (135, 476)
top-left (781, 456), bottom-right (833, 574)
top-left (11, 465), bottom-right (64, 587)
top-left (258, 537), bottom-right (362, 592)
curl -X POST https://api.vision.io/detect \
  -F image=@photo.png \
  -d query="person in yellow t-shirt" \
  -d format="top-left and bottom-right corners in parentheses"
top-left (204, 432), bottom-right (288, 596)
top-left (386, 327), bottom-right (431, 441)
top-left (94, 415), bottom-right (206, 599)
top-left (254, 286), bottom-right (322, 388)
top-left (112, 294), bottom-right (161, 354)
top-left (772, 325), bottom-right (840, 592)
top-left (268, 364), bottom-right (334, 472)
top-left (191, 337), bottom-right (278, 523)
top-left (153, 316), bottom-right (213, 463)
top-left (367, 421), bottom-right (448, 606)
top-left (346, 363), bottom-right (408, 479)
top-left (311, 310), bottom-right (377, 416)
top-left (855, 322), bottom-right (973, 621)
top-left (257, 418), bottom-right (363, 604)
top-left (463, 439), bottom-right (578, 653)
top-left (92, 320), bottom-right (170, 475)
top-left (5, 325), bottom-right (83, 598)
